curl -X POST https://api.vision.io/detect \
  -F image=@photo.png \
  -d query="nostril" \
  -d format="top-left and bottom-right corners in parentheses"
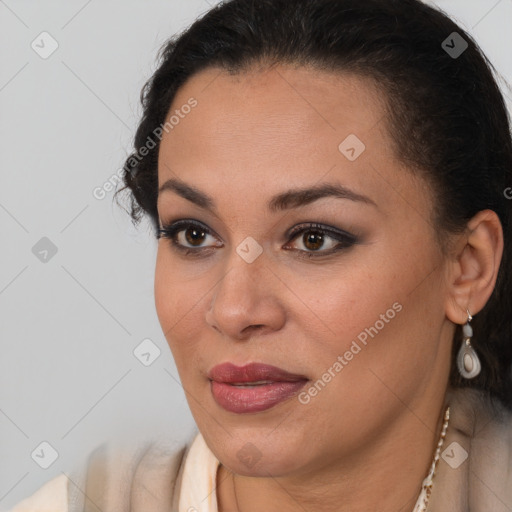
top-left (251, 324), bottom-right (264, 330)
top-left (242, 324), bottom-right (265, 335)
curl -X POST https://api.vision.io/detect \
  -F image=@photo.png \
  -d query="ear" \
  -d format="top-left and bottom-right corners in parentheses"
top-left (444, 209), bottom-right (504, 324)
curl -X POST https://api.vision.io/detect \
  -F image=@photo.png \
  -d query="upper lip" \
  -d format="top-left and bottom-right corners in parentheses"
top-left (208, 362), bottom-right (308, 384)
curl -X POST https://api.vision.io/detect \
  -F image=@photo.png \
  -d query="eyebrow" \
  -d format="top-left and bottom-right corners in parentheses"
top-left (158, 177), bottom-right (377, 213)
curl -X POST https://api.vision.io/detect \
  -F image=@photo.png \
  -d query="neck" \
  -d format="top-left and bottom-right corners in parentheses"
top-left (217, 395), bottom-right (449, 512)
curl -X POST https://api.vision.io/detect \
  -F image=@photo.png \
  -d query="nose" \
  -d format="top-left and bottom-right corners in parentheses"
top-left (205, 250), bottom-right (287, 340)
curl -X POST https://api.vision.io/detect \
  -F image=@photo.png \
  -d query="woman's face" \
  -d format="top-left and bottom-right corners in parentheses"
top-left (155, 65), bottom-right (454, 477)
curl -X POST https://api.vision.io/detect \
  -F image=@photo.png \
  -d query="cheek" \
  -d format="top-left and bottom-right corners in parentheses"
top-left (154, 247), bottom-right (208, 360)
top-left (282, 253), bottom-right (404, 349)
top-left (291, 235), bottom-right (440, 376)
top-left (154, 249), bottom-right (177, 331)
top-left (295, 270), bottom-right (401, 367)
top-left (305, 240), bottom-right (444, 396)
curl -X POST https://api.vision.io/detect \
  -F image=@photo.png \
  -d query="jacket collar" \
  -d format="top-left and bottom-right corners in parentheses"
top-left (428, 387), bottom-right (512, 511)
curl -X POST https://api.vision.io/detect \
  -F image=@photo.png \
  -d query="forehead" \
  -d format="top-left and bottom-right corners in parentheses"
top-left (168, 64), bottom-right (388, 143)
top-left (159, 65), bottom-right (392, 170)
top-left (156, 64), bottom-right (427, 223)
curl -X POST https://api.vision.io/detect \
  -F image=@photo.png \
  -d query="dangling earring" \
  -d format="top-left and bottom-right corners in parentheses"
top-left (456, 309), bottom-right (481, 379)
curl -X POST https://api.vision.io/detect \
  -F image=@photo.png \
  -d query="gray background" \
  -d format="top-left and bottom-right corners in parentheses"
top-left (1, 0), bottom-right (511, 508)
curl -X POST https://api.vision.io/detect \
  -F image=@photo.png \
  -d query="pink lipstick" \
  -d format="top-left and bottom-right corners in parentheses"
top-left (208, 362), bottom-right (308, 413)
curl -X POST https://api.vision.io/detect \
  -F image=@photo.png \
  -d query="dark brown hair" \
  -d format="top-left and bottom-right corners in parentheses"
top-left (115, 0), bottom-right (512, 410)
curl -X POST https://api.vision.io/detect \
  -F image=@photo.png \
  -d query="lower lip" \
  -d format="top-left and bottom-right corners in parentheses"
top-left (210, 380), bottom-right (308, 413)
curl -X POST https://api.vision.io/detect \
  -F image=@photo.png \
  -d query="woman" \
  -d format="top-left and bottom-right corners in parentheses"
top-left (10, 0), bottom-right (512, 510)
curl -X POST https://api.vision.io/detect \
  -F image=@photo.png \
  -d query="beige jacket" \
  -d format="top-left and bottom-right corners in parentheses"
top-left (8, 387), bottom-right (512, 512)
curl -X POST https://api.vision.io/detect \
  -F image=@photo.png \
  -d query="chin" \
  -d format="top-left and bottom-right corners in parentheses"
top-left (202, 424), bottom-right (312, 477)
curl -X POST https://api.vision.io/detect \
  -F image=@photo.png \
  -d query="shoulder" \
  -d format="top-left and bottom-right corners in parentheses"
top-left (449, 387), bottom-right (512, 509)
top-left (450, 386), bottom-right (512, 446)
top-left (7, 434), bottom-right (195, 512)
top-left (7, 474), bottom-right (69, 512)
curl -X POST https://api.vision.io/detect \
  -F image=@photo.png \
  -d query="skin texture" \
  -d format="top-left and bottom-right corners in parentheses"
top-left (154, 65), bottom-right (503, 512)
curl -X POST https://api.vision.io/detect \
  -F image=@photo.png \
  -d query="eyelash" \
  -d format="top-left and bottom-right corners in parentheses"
top-left (156, 219), bottom-right (358, 259)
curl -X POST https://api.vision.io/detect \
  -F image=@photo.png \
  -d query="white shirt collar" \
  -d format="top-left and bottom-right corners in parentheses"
top-left (179, 432), bottom-right (221, 512)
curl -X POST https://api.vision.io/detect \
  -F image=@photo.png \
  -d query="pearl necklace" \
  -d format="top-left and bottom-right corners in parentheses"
top-left (413, 405), bottom-right (451, 511)
top-left (232, 405), bottom-right (451, 512)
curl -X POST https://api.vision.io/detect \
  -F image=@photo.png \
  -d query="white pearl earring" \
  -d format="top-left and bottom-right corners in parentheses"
top-left (456, 309), bottom-right (481, 379)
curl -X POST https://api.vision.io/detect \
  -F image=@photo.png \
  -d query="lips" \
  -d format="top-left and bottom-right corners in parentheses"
top-left (207, 362), bottom-right (308, 384)
top-left (208, 362), bottom-right (309, 413)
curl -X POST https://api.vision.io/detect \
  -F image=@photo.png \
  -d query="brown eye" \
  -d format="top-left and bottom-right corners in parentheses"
top-left (184, 226), bottom-right (207, 246)
top-left (156, 220), bottom-right (221, 251)
top-left (289, 228), bottom-right (339, 253)
top-left (302, 230), bottom-right (325, 251)
top-left (285, 222), bottom-right (358, 258)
